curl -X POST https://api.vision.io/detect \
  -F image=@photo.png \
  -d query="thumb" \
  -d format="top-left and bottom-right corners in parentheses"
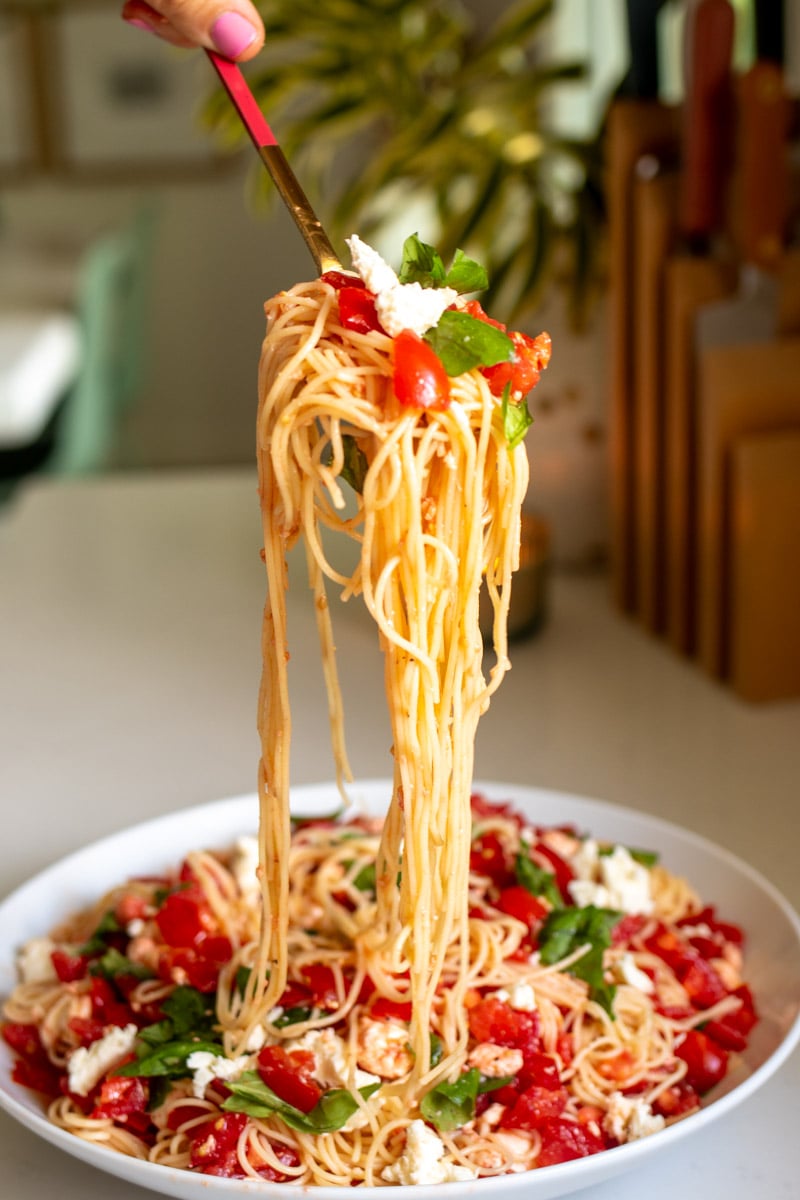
top-left (121, 0), bottom-right (265, 61)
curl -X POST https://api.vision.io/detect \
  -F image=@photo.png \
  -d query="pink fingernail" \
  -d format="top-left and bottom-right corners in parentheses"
top-left (124, 16), bottom-right (154, 33)
top-left (211, 11), bottom-right (258, 58)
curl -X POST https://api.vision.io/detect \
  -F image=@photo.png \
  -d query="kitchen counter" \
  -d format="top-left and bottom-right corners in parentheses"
top-left (1, 468), bottom-right (798, 1198)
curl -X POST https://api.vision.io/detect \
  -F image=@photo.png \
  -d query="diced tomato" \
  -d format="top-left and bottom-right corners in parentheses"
top-left (702, 984), bottom-right (757, 1052)
top-left (469, 792), bottom-right (525, 828)
top-left (277, 981), bottom-right (313, 1011)
top-left (88, 977), bottom-right (133, 1027)
top-left (392, 330), bottom-right (450, 411)
top-left (518, 1051), bottom-right (561, 1091)
top-left (679, 958), bottom-right (728, 1009)
top-left (677, 906), bottom-right (744, 946)
top-left (68, 1017), bottom-right (107, 1047)
top-left (166, 1101), bottom-right (215, 1131)
top-left (611, 914), bottom-right (648, 947)
top-left (556, 1032), bottom-right (574, 1068)
top-left (496, 885), bottom-right (548, 934)
top-left (257, 1045), bottom-right (322, 1114)
top-left (675, 1029), bottom-right (728, 1094)
top-left (51, 948), bottom-right (89, 983)
top-left (531, 842), bottom-right (574, 903)
top-left (653, 1079), bottom-right (700, 1118)
top-left (11, 1057), bottom-right (62, 1098)
top-left (596, 1049), bottom-right (635, 1082)
top-left (2, 1022), bottom-right (48, 1064)
top-left (460, 299), bottom-right (507, 331)
top-left (92, 1076), bottom-right (150, 1126)
top-left (115, 894), bottom-right (150, 925)
top-left (190, 1112), bottom-right (248, 1177)
top-left (156, 887), bottom-right (215, 949)
top-left (468, 998), bottom-right (541, 1059)
top-left (536, 1116), bottom-right (606, 1166)
top-left (502, 1084), bottom-right (568, 1131)
top-left (200, 936), bottom-right (234, 965)
top-left (469, 832), bottom-right (513, 889)
top-left (370, 997), bottom-right (412, 1022)
top-left (320, 270), bottom-right (366, 292)
top-left (255, 1142), bottom-right (302, 1181)
top-left (482, 330), bottom-right (551, 400)
top-left (158, 947), bottom-right (220, 994)
top-left (337, 287), bottom-right (383, 334)
top-left (298, 963), bottom-right (351, 1010)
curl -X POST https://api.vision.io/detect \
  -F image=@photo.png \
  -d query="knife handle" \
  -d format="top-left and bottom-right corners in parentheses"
top-left (736, 61), bottom-right (790, 270)
top-left (679, 0), bottom-right (735, 240)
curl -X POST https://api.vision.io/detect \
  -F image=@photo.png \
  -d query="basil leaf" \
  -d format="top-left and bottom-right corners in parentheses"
top-left (478, 1074), bottom-right (515, 1094)
top-left (538, 906), bottom-right (621, 1016)
top-left (223, 1072), bottom-right (379, 1132)
top-left (502, 385), bottom-right (534, 449)
top-left (339, 435), bottom-right (368, 494)
top-left (116, 1037), bottom-right (223, 1078)
top-left (419, 1068), bottom-right (480, 1131)
top-left (398, 233), bottom-right (447, 287)
top-left (598, 844), bottom-right (659, 868)
top-left (162, 986), bottom-right (217, 1035)
top-left (515, 853), bottom-right (563, 910)
top-left (89, 948), bottom-right (153, 981)
top-left (352, 862), bottom-right (376, 892)
top-left (445, 248), bottom-right (489, 295)
top-left (425, 311), bottom-right (513, 377)
top-left (272, 1005), bottom-right (314, 1028)
top-left (79, 910), bottom-right (122, 957)
top-left (429, 1033), bottom-right (443, 1068)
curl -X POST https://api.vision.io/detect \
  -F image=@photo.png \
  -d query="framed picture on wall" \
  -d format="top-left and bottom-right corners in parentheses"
top-left (43, 3), bottom-right (234, 180)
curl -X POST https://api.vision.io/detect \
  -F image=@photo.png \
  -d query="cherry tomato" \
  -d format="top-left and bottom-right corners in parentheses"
top-left (519, 1051), bottom-right (562, 1091)
top-left (496, 885), bottom-right (548, 934)
top-left (370, 997), bottom-right (413, 1022)
top-left (51, 948), bottom-right (89, 983)
top-left (320, 270), bottom-right (366, 292)
top-left (468, 997), bottom-right (541, 1059)
top-left (482, 331), bottom-right (551, 399)
top-left (190, 1112), bottom-right (248, 1177)
top-left (257, 1045), bottom-right (322, 1114)
top-left (156, 887), bottom-right (215, 949)
top-left (675, 1029), bottom-right (729, 1093)
top-left (392, 330), bottom-right (450, 411)
top-left (469, 832), bottom-right (514, 889)
top-left (502, 1084), bottom-right (568, 1131)
top-left (536, 1116), bottom-right (606, 1166)
top-left (337, 287), bottom-right (383, 334)
top-left (92, 1076), bottom-right (150, 1126)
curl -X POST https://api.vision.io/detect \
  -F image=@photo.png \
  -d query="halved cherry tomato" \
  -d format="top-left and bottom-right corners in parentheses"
top-left (320, 270), bottom-right (366, 292)
top-left (482, 331), bottom-right (551, 399)
top-left (257, 1045), bottom-right (322, 1114)
top-left (370, 997), bottom-right (412, 1022)
top-left (337, 287), bottom-right (382, 334)
top-left (156, 887), bottom-right (215, 949)
top-left (190, 1112), bottom-right (248, 1177)
top-left (392, 330), bottom-right (450, 411)
top-left (502, 1084), bottom-right (568, 1131)
top-left (92, 1076), bottom-right (150, 1127)
top-left (496, 885), bottom-right (548, 934)
top-left (536, 1116), bottom-right (606, 1165)
top-left (468, 997), bottom-right (541, 1059)
top-left (675, 1029), bottom-right (728, 1093)
top-left (51, 948), bottom-right (88, 983)
top-left (469, 832), bottom-right (513, 889)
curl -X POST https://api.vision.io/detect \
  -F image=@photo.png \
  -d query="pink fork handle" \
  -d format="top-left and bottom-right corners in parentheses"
top-left (206, 50), bottom-right (278, 149)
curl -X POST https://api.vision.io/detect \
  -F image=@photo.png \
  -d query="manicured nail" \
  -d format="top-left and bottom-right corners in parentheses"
top-left (124, 16), bottom-right (154, 32)
top-left (211, 11), bottom-right (258, 58)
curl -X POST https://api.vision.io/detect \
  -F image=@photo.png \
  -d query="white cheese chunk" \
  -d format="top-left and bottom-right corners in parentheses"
top-left (291, 1028), bottom-right (379, 1091)
top-left (67, 1024), bottom-right (139, 1096)
top-left (346, 234), bottom-right (457, 337)
top-left (491, 983), bottom-right (537, 1012)
top-left (381, 1119), bottom-right (477, 1184)
top-left (17, 937), bottom-right (58, 984)
top-left (604, 1092), bottom-right (665, 1142)
top-left (613, 952), bottom-right (655, 994)
top-left (568, 842), bottom-right (654, 915)
top-left (186, 1050), bottom-right (252, 1099)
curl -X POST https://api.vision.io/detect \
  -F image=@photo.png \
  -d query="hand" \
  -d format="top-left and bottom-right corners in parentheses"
top-left (121, 0), bottom-right (265, 61)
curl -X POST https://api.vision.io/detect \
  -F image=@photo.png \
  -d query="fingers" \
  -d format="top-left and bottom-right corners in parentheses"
top-left (121, 0), bottom-right (265, 60)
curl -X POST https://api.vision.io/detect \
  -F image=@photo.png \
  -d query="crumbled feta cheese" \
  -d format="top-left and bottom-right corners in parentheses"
top-left (67, 1024), bottom-right (139, 1096)
top-left (604, 1092), bottom-right (665, 1142)
top-left (126, 918), bottom-right (146, 937)
top-left (17, 937), bottom-right (58, 984)
top-left (491, 983), bottom-right (537, 1012)
top-left (346, 234), bottom-right (457, 338)
top-left (613, 952), bottom-right (654, 993)
top-left (231, 834), bottom-right (260, 898)
top-left (291, 1028), bottom-right (379, 1091)
top-left (186, 1050), bottom-right (252, 1099)
top-left (244, 1024), bottom-right (269, 1052)
top-left (568, 841), bottom-right (653, 915)
top-left (381, 1119), bottom-right (477, 1184)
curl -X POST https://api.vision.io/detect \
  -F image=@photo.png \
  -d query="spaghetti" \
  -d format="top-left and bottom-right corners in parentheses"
top-left (2, 237), bottom-right (757, 1185)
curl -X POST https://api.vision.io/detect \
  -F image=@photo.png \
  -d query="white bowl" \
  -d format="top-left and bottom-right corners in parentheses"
top-left (1, 780), bottom-right (799, 1200)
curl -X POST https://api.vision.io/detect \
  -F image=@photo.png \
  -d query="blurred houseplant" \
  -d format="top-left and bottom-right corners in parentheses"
top-left (204, 0), bottom-right (604, 326)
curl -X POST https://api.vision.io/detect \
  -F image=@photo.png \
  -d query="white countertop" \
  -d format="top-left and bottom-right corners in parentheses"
top-left (1, 469), bottom-right (798, 1198)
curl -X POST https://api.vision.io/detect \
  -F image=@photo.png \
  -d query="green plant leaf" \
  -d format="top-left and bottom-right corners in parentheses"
top-left (223, 1071), bottom-right (379, 1131)
top-left (425, 311), bottom-right (513, 377)
top-left (502, 386), bottom-right (534, 449)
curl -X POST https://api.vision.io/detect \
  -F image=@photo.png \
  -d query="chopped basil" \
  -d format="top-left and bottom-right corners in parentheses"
top-left (515, 853), bottom-right (563, 910)
top-left (339, 435), bottom-right (368, 494)
top-left (116, 1036), bottom-right (223, 1079)
top-left (398, 234), bottom-right (488, 295)
top-left (420, 1068), bottom-right (480, 1131)
top-left (119, 985), bottom-right (220, 1075)
top-left (272, 1005), bottom-right (314, 1028)
top-left (79, 910), bottom-right (121, 957)
top-left (88, 948), bottom-right (153, 981)
top-left (538, 905), bottom-right (621, 1016)
top-left (425, 311), bottom-right (513, 377)
top-left (502, 385), bottom-right (534, 449)
top-left (223, 1072), bottom-right (379, 1132)
top-left (352, 862), bottom-right (376, 892)
top-left (429, 1032), bottom-right (444, 1068)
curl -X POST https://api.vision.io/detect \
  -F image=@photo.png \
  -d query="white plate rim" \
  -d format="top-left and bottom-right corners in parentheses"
top-left (1, 779), bottom-right (799, 1200)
